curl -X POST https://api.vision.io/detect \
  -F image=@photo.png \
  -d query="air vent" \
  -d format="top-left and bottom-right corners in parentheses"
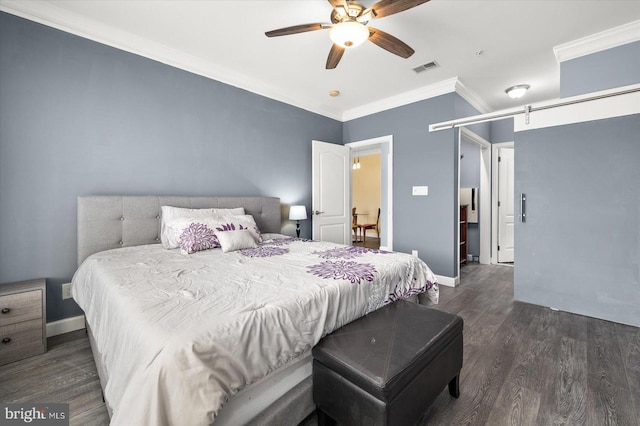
top-left (412, 61), bottom-right (439, 74)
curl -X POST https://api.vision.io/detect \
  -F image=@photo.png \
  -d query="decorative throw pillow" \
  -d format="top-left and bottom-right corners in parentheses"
top-left (210, 215), bottom-right (263, 243)
top-left (217, 229), bottom-right (258, 253)
top-left (178, 222), bottom-right (219, 254)
top-left (165, 215), bottom-right (263, 251)
top-left (160, 206), bottom-right (245, 249)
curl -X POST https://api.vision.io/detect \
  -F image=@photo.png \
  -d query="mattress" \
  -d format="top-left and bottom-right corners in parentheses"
top-left (71, 234), bottom-right (438, 425)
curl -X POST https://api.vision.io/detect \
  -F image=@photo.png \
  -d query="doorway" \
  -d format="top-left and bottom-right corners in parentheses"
top-left (458, 128), bottom-right (491, 276)
top-left (351, 151), bottom-right (381, 249)
top-left (346, 135), bottom-right (393, 251)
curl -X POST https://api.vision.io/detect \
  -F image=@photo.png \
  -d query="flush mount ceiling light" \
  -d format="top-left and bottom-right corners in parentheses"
top-left (505, 84), bottom-right (530, 99)
top-left (329, 89), bottom-right (340, 97)
top-left (329, 21), bottom-right (370, 48)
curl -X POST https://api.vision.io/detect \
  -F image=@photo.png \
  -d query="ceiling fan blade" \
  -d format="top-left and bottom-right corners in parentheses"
top-left (368, 0), bottom-right (430, 19)
top-left (265, 23), bottom-right (325, 37)
top-left (368, 27), bottom-right (414, 58)
top-left (327, 0), bottom-right (347, 9)
top-left (326, 44), bottom-right (345, 69)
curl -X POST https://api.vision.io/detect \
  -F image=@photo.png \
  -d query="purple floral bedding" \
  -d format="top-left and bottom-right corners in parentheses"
top-left (71, 233), bottom-right (438, 425)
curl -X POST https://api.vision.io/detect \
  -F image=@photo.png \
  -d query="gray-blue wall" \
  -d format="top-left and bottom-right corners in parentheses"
top-left (514, 114), bottom-right (640, 327)
top-left (0, 12), bottom-right (342, 322)
top-left (490, 118), bottom-right (515, 144)
top-left (514, 40), bottom-right (640, 327)
top-left (560, 41), bottom-right (640, 98)
top-left (344, 95), bottom-right (459, 277)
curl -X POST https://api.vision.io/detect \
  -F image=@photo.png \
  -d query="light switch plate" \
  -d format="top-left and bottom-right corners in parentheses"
top-left (412, 186), bottom-right (428, 196)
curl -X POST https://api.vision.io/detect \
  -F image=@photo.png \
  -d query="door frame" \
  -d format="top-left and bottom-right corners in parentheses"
top-left (458, 128), bottom-right (491, 270)
top-left (491, 141), bottom-right (514, 264)
top-left (345, 135), bottom-right (393, 251)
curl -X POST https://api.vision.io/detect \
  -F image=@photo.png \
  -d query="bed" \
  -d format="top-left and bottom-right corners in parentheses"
top-left (71, 195), bottom-right (439, 425)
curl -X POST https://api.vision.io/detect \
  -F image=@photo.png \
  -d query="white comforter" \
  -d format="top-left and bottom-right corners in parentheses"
top-left (72, 235), bottom-right (438, 425)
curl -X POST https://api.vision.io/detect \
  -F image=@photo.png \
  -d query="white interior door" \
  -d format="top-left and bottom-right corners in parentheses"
top-left (312, 140), bottom-right (350, 244)
top-left (498, 147), bottom-right (515, 262)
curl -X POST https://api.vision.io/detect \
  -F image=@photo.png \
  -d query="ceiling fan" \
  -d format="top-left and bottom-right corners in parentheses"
top-left (265, 0), bottom-right (430, 69)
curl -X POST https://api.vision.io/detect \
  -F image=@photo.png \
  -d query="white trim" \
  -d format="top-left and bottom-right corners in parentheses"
top-left (459, 128), bottom-right (491, 265)
top-left (0, 2), bottom-right (492, 122)
top-left (455, 80), bottom-right (492, 114)
top-left (341, 78), bottom-right (490, 121)
top-left (346, 135), bottom-right (393, 250)
top-left (435, 274), bottom-right (458, 288)
top-left (342, 78), bottom-right (459, 121)
top-left (46, 315), bottom-right (85, 337)
top-left (491, 142), bottom-right (514, 265)
top-left (513, 84), bottom-right (640, 131)
top-left (0, 0), bottom-right (343, 121)
top-left (554, 20), bottom-right (640, 63)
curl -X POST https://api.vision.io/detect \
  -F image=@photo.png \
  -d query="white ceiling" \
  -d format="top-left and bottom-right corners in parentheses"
top-left (2, 0), bottom-right (640, 120)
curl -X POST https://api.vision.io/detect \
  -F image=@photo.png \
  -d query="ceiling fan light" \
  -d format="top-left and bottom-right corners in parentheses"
top-left (329, 21), bottom-right (369, 48)
top-left (505, 84), bottom-right (530, 99)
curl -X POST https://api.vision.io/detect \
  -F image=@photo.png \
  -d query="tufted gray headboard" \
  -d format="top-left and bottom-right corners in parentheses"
top-left (77, 196), bottom-right (281, 265)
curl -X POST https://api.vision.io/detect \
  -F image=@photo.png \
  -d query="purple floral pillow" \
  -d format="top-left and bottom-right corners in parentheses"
top-left (212, 215), bottom-right (263, 243)
top-left (178, 222), bottom-right (219, 254)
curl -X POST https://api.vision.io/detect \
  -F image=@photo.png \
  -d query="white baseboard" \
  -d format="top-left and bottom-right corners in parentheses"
top-left (435, 274), bottom-right (459, 288)
top-left (46, 315), bottom-right (85, 337)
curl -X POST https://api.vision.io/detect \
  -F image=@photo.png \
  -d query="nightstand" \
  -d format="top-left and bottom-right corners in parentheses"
top-left (0, 279), bottom-right (47, 366)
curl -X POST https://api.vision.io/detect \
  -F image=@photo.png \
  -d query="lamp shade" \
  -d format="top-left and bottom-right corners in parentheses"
top-left (329, 21), bottom-right (370, 48)
top-left (289, 205), bottom-right (307, 221)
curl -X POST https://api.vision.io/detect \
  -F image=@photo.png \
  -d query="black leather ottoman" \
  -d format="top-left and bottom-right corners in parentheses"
top-left (312, 300), bottom-right (463, 426)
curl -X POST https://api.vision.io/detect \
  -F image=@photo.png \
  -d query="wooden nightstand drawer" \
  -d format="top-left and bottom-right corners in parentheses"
top-left (0, 290), bottom-right (42, 326)
top-left (0, 279), bottom-right (47, 366)
top-left (0, 318), bottom-right (45, 365)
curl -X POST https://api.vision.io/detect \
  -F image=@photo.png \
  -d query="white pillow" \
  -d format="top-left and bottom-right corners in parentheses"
top-left (217, 229), bottom-right (258, 253)
top-left (160, 206), bottom-right (245, 249)
top-left (164, 215), bottom-right (263, 249)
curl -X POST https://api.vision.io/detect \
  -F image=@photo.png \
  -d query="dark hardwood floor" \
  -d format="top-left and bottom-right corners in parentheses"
top-left (1, 264), bottom-right (638, 425)
top-left (0, 328), bottom-right (109, 425)
top-left (353, 235), bottom-right (380, 249)
top-left (421, 264), bottom-right (639, 426)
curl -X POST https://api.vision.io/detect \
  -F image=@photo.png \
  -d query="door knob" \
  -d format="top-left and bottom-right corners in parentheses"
top-left (313, 210), bottom-right (324, 215)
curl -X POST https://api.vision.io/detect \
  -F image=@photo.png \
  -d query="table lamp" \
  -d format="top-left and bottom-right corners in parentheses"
top-left (289, 205), bottom-right (308, 238)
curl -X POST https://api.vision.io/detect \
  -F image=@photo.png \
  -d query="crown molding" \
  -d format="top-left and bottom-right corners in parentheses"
top-left (454, 80), bottom-right (492, 114)
top-left (341, 77), bottom-right (492, 122)
top-left (554, 19), bottom-right (640, 63)
top-left (1, 1), bottom-right (494, 122)
top-left (342, 78), bottom-right (460, 121)
top-left (0, 0), bottom-right (344, 121)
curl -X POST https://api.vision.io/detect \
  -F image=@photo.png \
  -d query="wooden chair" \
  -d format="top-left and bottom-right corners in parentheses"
top-left (358, 208), bottom-right (380, 245)
top-left (352, 207), bottom-right (359, 243)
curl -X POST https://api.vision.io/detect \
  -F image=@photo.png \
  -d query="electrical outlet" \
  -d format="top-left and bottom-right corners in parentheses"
top-left (411, 250), bottom-right (418, 257)
top-left (62, 283), bottom-right (72, 300)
